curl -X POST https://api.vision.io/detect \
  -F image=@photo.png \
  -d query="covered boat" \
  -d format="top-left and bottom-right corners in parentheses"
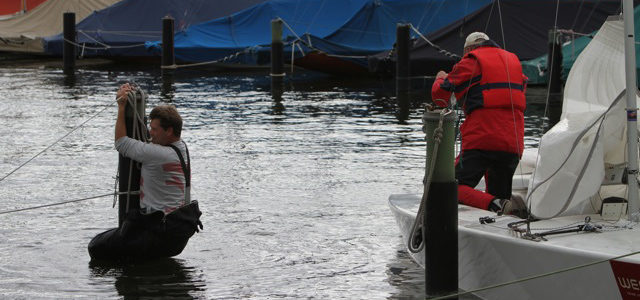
top-left (145, 0), bottom-right (371, 66)
top-left (389, 7), bottom-right (640, 299)
top-left (521, 32), bottom-right (593, 85)
top-left (43, 0), bottom-right (268, 58)
top-left (0, 0), bottom-right (120, 54)
top-left (290, 0), bottom-right (491, 75)
top-left (522, 4), bottom-right (640, 85)
top-left (369, 0), bottom-right (627, 77)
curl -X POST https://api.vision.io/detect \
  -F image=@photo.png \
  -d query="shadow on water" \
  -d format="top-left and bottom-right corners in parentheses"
top-left (89, 258), bottom-right (206, 299)
top-left (386, 248), bottom-right (484, 300)
top-left (386, 249), bottom-right (426, 299)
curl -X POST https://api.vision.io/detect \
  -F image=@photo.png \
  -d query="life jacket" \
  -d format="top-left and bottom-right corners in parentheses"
top-left (460, 45), bottom-right (526, 115)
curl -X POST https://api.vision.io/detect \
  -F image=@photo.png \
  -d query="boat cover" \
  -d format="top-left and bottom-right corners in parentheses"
top-left (0, 0), bottom-right (47, 17)
top-left (527, 16), bottom-right (640, 218)
top-left (301, 0), bottom-right (490, 55)
top-left (368, 0), bottom-right (627, 76)
top-left (521, 33), bottom-right (593, 85)
top-left (145, 0), bottom-right (372, 63)
top-left (0, 0), bottom-right (119, 53)
top-left (43, 0), bottom-right (268, 57)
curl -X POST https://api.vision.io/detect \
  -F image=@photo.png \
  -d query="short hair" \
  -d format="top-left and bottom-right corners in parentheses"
top-left (149, 105), bottom-right (182, 137)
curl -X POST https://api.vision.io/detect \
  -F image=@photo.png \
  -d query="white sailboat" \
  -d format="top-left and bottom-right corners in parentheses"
top-left (389, 2), bottom-right (640, 299)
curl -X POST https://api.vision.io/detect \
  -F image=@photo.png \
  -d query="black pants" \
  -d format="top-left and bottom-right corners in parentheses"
top-left (88, 201), bottom-right (202, 261)
top-left (456, 149), bottom-right (519, 200)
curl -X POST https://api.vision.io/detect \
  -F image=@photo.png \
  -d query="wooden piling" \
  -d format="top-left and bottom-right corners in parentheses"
top-left (547, 28), bottom-right (563, 130)
top-left (162, 16), bottom-right (175, 74)
top-left (63, 12), bottom-right (76, 76)
top-left (271, 19), bottom-right (284, 101)
top-left (422, 109), bottom-right (458, 298)
top-left (396, 24), bottom-right (411, 105)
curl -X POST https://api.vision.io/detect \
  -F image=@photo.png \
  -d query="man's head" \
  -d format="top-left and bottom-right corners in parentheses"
top-left (149, 105), bottom-right (182, 145)
top-left (463, 32), bottom-right (489, 55)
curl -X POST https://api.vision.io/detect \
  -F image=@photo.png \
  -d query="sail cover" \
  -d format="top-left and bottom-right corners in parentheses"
top-left (527, 17), bottom-right (639, 218)
top-left (0, 0), bottom-right (120, 53)
top-left (145, 0), bottom-right (371, 63)
top-left (0, 0), bottom-right (47, 16)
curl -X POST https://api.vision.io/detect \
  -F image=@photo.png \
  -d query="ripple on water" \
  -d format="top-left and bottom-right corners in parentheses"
top-left (0, 65), bottom-right (547, 299)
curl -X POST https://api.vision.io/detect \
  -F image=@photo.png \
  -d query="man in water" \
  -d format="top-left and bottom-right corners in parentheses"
top-left (88, 83), bottom-right (202, 260)
top-left (431, 32), bottom-right (528, 218)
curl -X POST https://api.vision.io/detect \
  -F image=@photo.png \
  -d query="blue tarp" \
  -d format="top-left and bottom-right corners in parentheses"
top-left (149, 0), bottom-right (489, 64)
top-left (313, 0), bottom-right (490, 55)
top-left (43, 0), bottom-right (268, 57)
top-left (146, 0), bottom-right (371, 63)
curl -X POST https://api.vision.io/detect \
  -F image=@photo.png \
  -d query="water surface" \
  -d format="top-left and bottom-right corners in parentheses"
top-left (0, 62), bottom-right (547, 299)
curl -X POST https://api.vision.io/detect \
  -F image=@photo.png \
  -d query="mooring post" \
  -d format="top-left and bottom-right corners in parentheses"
top-left (271, 18), bottom-right (285, 101)
top-left (422, 109), bottom-right (458, 298)
top-left (547, 27), bottom-right (563, 130)
top-left (396, 23), bottom-right (411, 121)
top-left (117, 89), bottom-right (146, 227)
top-left (63, 12), bottom-right (76, 76)
top-left (162, 16), bottom-right (175, 75)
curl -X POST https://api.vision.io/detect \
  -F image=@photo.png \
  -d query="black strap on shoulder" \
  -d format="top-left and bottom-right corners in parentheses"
top-left (168, 141), bottom-right (190, 188)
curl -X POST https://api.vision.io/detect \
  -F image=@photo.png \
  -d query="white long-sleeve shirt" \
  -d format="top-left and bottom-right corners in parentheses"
top-left (115, 136), bottom-right (189, 214)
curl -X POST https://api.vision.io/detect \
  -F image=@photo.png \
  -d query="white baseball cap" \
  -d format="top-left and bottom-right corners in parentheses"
top-left (464, 32), bottom-right (489, 48)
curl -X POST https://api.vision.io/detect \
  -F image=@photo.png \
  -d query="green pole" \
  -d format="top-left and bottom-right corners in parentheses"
top-left (422, 109), bottom-right (458, 297)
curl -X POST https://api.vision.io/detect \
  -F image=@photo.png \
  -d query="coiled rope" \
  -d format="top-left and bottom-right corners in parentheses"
top-left (119, 83), bottom-right (148, 212)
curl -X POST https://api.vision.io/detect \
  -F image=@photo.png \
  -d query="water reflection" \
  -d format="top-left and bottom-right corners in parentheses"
top-left (63, 73), bottom-right (77, 88)
top-left (386, 249), bottom-right (426, 299)
top-left (89, 258), bottom-right (206, 299)
top-left (161, 73), bottom-right (176, 102)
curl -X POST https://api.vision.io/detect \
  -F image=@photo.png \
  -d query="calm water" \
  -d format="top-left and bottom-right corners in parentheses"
top-left (0, 62), bottom-right (547, 299)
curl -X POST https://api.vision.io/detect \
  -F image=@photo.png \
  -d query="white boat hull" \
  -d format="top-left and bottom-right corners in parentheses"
top-left (389, 193), bottom-right (640, 300)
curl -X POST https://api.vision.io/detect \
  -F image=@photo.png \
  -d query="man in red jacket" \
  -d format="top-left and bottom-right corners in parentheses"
top-left (431, 32), bottom-right (528, 218)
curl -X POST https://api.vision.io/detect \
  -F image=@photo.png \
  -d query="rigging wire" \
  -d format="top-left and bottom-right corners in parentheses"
top-left (0, 192), bottom-right (117, 215)
top-left (0, 100), bottom-right (116, 183)
top-left (529, 0), bottom-right (561, 217)
top-left (542, 0), bottom-right (562, 123)
top-left (495, 0), bottom-right (528, 200)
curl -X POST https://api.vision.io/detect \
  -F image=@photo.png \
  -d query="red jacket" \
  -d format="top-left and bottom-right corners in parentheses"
top-left (432, 42), bottom-right (527, 155)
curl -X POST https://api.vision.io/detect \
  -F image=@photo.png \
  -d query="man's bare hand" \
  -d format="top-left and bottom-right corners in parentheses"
top-left (436, 71), bottom-right (448, 80)
top-left (116, 83), bottom-right (132, 107)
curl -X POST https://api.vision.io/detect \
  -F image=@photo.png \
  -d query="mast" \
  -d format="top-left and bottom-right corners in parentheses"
top-left (623, 0), bottom-right (639, 221)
